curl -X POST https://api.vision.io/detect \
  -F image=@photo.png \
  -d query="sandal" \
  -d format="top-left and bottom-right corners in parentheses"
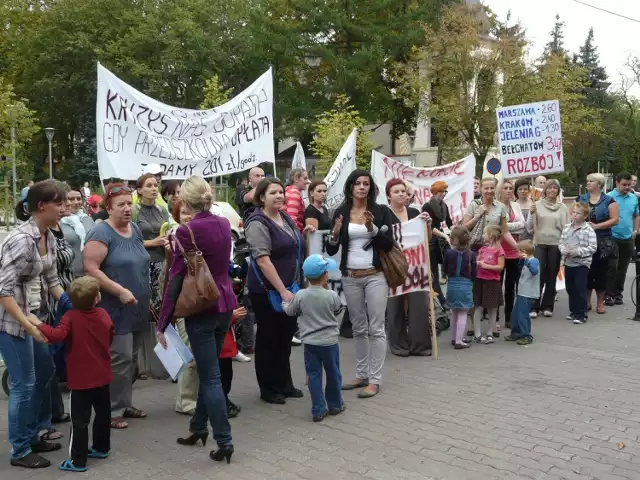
top-left (10, 452), bottom-right (51, 469)
top-left (123, 407), bottom-right (147, 419)
top-left (110, 417), bottom-right (129, 429)
top-left (87, 447), bottom-right (110, 459)
top-left (40, 429), bottom-right (64, 441)
top-left (52, 413), bottom-right (71, 424)
top-left (58, 459), bottom-right (88, 472)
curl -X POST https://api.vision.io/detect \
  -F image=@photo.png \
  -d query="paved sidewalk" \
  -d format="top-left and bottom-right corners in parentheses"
top-left (2, 287), bottom-right (640, 480)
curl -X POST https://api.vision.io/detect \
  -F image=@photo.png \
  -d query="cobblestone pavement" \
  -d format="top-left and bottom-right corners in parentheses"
top-left (2, 283), bottom-right (640, 480)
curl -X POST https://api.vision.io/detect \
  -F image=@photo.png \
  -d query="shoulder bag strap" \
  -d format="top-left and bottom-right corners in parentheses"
top-left (183, 224), bottom-right (201, 253)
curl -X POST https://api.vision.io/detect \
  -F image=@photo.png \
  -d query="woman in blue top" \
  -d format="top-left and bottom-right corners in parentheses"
top-left (577, 173), bottom-right (618, 314)
top-left (84, 183), bottom-right (151, 430)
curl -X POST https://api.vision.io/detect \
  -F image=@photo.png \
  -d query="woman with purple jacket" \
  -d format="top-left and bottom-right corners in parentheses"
top-left (157, 176), bottom-right (236, 465)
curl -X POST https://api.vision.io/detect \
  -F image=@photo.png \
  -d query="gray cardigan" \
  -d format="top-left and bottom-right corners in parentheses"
top-left (59, 215), bottom-right (95, 278)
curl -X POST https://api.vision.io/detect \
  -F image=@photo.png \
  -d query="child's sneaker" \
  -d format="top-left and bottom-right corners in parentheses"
top-left (312, 411), bottom-right (328, 422)
top-left (516, 337), bottom-right (532, 345)
top-left (485, 336), bottom-right (495, 344)
top-left (542, 310), bottom-right (553, 317)
top-left (573, 318), bottom-right (586, 325)
top-left (473, 336), bottom-right (486, 344)
top-left (566, 313), bottom-right (575, 320)
top-left (529, 311), bottom-right (538, 318)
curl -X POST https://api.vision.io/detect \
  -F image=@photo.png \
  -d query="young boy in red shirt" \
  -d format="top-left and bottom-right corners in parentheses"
top-left (29, 276), bottom-right (113, 472)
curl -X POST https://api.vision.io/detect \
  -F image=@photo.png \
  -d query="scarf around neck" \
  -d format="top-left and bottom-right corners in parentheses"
top-left (60, 211), bottom-right (88, 250)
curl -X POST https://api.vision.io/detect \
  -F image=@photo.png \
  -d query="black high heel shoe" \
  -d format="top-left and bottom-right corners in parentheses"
top-left (176, 432), bottom-right (208, 446)
top-left (210, 445), bottom-right (234, 464)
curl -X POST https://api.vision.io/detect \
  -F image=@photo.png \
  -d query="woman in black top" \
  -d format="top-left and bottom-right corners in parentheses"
top-left (326, 170), bottom-right (393, 398)
top-left (421, 180), bottom-right (452, 306)
top-left (385, 179), bottom-right (433, 357)
top-left (304, 180), bottom-right (331, 230)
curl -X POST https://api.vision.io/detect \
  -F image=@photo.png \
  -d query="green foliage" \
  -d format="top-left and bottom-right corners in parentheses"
top-left (200, 76), bottom-right (233, 109)
top-left (310, 94), bottom-right (374, 174)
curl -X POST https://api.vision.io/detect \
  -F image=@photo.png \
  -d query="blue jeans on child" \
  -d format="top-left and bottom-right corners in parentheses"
top-left (0, 332), bottom-right (54, 459)
top-left (303, 344), bottom-right (343, 417)
top-left (565, 265), bottom-right (589, 321)
top-left (510, 296), bottom-right (535, 340)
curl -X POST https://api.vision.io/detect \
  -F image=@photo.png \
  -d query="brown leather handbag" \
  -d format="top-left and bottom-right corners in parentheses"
top-left (172, 224), bottom-right (220, 318)
top-left (379, 245), bottom-right (409, 289)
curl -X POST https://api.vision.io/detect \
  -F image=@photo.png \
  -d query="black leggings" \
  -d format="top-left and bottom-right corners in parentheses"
top-left (534, 245), bottom-right (561, 312)
top-left (499, 258), bottom-right (521, 325)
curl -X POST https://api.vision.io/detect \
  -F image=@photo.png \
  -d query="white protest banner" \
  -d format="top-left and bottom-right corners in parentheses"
top-left (324, 128), bottom-right (357, 210)
top-left (96, 63), bottom-right (274, 180)
top-left (389, 218), bottom-right (430, 297)
top-left (496, 100), bottom-right (564, 179)
top-left (292, 142), bottom-right (306, 170)
top-left (371, 150), bottom-right (474, 225)
top-left (307, 230), bottom-right (345, 304)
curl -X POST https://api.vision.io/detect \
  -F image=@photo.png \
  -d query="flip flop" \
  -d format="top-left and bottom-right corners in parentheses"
top-left (87, 447), bottom-right (110, 459)
top-left (58, 459), bottom-right (88, 472)
top-left (40, 429), bottom-right (64, 441)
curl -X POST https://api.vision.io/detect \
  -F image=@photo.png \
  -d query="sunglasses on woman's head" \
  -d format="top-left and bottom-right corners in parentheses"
top-left (107, 186), bottom-right (132, 196)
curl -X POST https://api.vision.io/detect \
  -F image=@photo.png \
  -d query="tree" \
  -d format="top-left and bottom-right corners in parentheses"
top-left (310, 94), bottom-right (374, 173)
top-left (0, 78), bottom-right (39, 186)
top-left (575, 28), bottom-right (610, 107)
top-left (543, 15), bottom-right (568, 59)
top-left (200, 75), bottom-right (233, 109)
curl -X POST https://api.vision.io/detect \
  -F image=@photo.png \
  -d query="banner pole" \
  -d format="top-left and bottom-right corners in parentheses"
top-left (423, 222), bottom-right (439, 360)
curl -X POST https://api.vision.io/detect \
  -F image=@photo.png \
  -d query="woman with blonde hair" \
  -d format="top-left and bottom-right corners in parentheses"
top-left (576, 173), bottom-right (618, 314)
top-left (157, 176), bottom-right (236, 463)
top-left (525, 179), bottom-right (570, 318)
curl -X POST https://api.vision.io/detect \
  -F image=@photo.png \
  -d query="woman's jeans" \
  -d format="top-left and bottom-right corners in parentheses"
top-left (342, 272), bottom-right (388, 385)
top-left (534, 245), bottom-right (561, 312)
top-left (0, 332), bottom-right (54, 459)
top-left (185, 312), bottom-right (233, 449)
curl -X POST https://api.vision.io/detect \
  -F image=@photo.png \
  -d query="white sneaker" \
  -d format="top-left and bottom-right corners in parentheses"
top-left (291, 336), bottom-right (302, 346)
top-left (542, 310), bottom-right (553, 318)
top-left (529, 311), bottom-right (538, 319)
top-left (485, 336), bottom-right (495, 344)
top-left (233, 352), bottom-right (252, 363)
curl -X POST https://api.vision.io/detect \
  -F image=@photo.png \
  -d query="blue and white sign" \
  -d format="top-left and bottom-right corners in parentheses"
top-left (496, 100), bottom-right (563, 179)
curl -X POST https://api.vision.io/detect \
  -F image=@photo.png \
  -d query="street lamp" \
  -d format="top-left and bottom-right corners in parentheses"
top-left (44, 127), bottom-right (55, 179)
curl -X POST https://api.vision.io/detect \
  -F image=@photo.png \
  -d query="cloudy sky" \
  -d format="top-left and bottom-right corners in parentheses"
top-left (483, 0), bottom-right (640, 94)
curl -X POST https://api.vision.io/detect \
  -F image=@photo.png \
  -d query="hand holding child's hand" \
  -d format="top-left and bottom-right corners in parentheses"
top-left (233, 307), bottom-right (247, 320)
top-left (27, 313), bottom-right (42, 326)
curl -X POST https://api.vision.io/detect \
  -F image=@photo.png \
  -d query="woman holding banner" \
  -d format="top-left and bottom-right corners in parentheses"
top-left (385, 179), bottom-right (433, 357)
top-left (422, 181), bottom-right (453, 304)
top-left (525, 179), bottom-right (570, 318)
top-left (326, 170), bottom-right (393, 398)
top-left (577, 173), bottom-right (618, 314)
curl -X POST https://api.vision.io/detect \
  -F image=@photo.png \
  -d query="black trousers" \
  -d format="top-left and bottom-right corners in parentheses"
top-left (430, 246), bottom-right (447, 308)
top-left (566, 266), bottom-right (589, 320)
top-left (499, 258), bottom-right (521, 325)
top-left (70, 385), bottom-right (111, 467)
top-left (250, 293), bottom-right (298, 397)
top-left (608, 238), bottom-right (634, 299)
top-left (534, 245), bottom-right (561, 312)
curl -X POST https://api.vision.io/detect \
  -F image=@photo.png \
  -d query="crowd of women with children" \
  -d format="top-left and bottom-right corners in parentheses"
top-left (0, 164), bottom-right (639, 472)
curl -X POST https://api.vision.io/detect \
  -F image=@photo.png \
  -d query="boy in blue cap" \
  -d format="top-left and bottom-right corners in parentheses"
top-left (282, 254), bottom-right (345, 422)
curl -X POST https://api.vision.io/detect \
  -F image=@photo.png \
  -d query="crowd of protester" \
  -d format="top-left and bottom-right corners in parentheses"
top-left (1, 164), bottom-right (639, 471)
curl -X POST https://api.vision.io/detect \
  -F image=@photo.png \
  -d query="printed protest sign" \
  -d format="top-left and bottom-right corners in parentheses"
top-left (389, 218), bottom-right (430, 297)
top-left (496, 100), bottom-right (564, 179)
top-left (306, 230), bottom-right (345, 304)
top-left (371, 151), bottom-right (474, 225)
top-left (96, 63), bottom-right (273, 180)
top-left (324, 129), bottom-right (357, 210)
